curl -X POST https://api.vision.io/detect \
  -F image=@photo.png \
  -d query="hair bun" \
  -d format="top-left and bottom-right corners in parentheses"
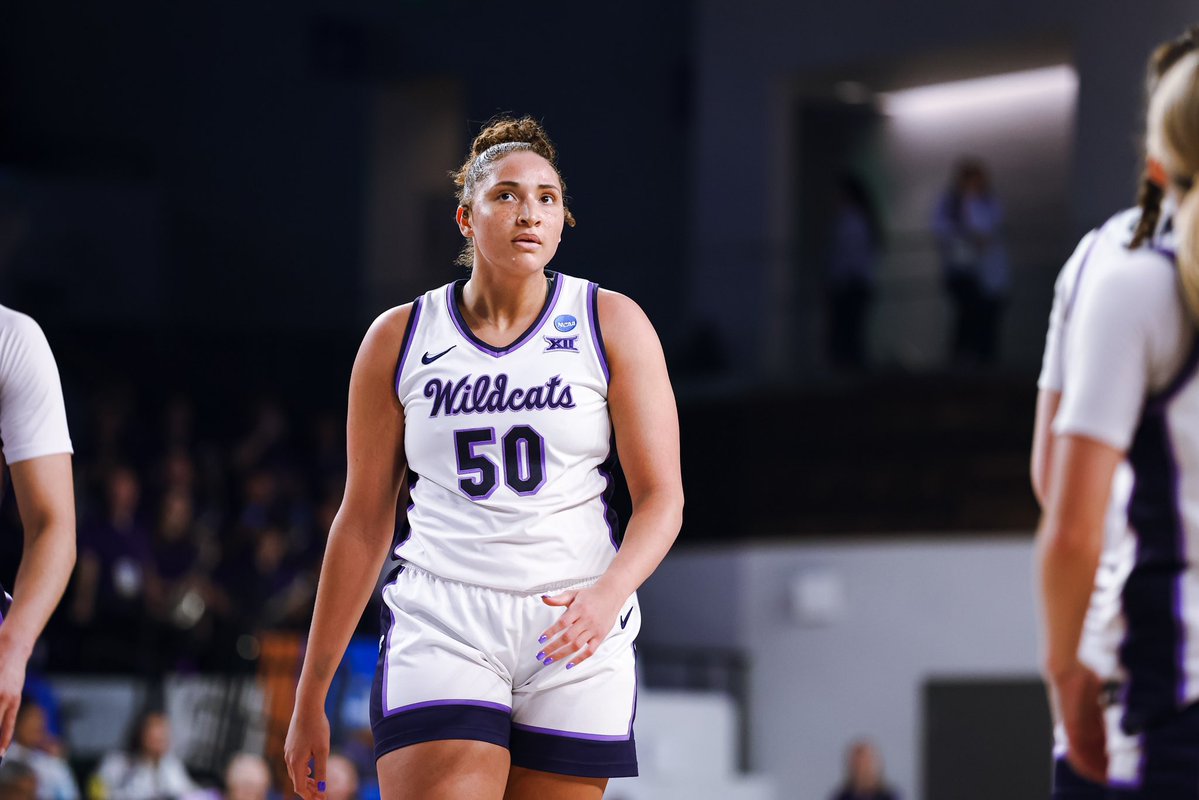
top-left (470, 116), bottom-right (558, 165)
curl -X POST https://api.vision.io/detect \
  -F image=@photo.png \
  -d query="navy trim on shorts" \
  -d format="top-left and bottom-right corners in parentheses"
top-left (372, 703), bottom-right (511, 760)
top-left (509, 726), bottom-right (637, 778)
top-left (1052, 757), bottom-right (1106, 799)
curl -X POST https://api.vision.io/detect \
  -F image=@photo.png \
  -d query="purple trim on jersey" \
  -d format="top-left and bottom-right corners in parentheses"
top-left (393, 297), bottom-right (424, 399)
top-left (587, 282), bottom-right (610, 384)
top-left (1120, 398), bottom-right (1190, 733)
top-left (445, 272), bottom-right (563, 358)
top-left (393, 473), bottom-right (418, 554)
top-left (510, 723), bottom-right (630, 742)
top-left (597, 444), bottom-right (620, 550)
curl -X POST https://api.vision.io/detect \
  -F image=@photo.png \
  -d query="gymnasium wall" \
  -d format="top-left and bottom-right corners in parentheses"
top-left (690, 0), bottom-right (1199, 379)
top-left (639, 536), bottom-right (1044, 800)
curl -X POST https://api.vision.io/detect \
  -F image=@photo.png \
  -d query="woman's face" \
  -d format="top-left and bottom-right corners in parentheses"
top-left (458, 150), bottom-right (565, 275)
top-left (141, 714), bottom-right (170, 759)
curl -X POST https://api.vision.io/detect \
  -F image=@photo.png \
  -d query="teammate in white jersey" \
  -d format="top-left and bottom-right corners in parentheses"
top-left (1034, 29), bottom-right (1197, 799)
top-left (285, 117), bottom-right (683, 800)
top-left (0, 306), bottom-right (74, 755)
top-left (1037, 47), bottom-right (1199, 798)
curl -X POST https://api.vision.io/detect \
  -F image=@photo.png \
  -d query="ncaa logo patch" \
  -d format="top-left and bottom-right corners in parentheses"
top-left (544, 335), bottom-right (579, 353)
top-left (554, 314), bottom-right (578, 333)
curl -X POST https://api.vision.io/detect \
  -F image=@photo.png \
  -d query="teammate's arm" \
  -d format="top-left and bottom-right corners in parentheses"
top-left (285, 305), bottom-right (412, 800)
top-left (540, 291), bottom-right (683, 665)
top-left (1031, 389), bottom-right (1061, 507)
top-left (1037, 433), bottom-right (1121, 782)
top-left (0, 453), bottom-right (74, 753)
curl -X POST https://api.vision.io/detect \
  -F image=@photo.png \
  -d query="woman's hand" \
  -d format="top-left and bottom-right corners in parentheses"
top-left (284, 704), bottom-right (331, 800)
top-left (1050, 661), bottom-right (1107, 784)
top-left (537, 585), bottom-right (627, 668)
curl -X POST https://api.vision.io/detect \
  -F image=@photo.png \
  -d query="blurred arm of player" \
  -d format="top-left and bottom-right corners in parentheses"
top-left (1038, 435), bottom-right (1119, 783)
top-left (285, 305), bottom-right (412, 800)
top-left (539, 291), bottom-right (684, 666)
top-left (1031, 229), bottom-right (1097, 507)
top-left (1036, 249), bottom-right (1178, 784)
top-left (0, 312), bottom-right (76, 755)
top-left (0, 453), bottom-right (74, 753)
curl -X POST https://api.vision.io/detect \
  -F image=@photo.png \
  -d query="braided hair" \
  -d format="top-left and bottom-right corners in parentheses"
top-left (1130, 26), bottom-right (1199, 247)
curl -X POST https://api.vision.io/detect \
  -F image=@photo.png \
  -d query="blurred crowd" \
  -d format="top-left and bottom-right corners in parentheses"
top-left (0, 699), bottom-right (361, 800)
top-left (0, 385), bottom-right (360, 677)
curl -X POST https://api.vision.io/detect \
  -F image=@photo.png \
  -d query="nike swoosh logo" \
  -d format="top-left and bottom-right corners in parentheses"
top-left (421, 346), bottom-right (456, 365)
top-left (620, 607), bottom-right (634, 629)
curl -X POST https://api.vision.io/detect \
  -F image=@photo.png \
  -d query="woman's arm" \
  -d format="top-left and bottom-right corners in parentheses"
top-left (0, 454), bottom-right (75, 753)
top-left (285, 305), bottom-right (412, 800)
top-left (1030, 389), bottom-right (1061, 507)
top-left (539, 290), bottom-right (683, 666)
top-left (1036, 433), bottom-right (1122, 782)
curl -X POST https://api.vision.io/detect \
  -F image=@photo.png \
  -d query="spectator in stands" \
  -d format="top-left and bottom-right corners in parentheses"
top-left (222, 753), bottom-right (271, 800)
top-left (830, 739), bottom-right (898, 800)
top-left (0, 761), bottom-right (38, 800)
top-left (932, 158), bottom-right (1009, 365)
top-left (323, 754), bottom-right (358, 800)
top-left (825, 173), bottom-right (883, 369)
top-left (72, 466), bottom-right (155, 672)
top-left (90, 710), bottom-right (197, 800)
top-left (147, 487), bottom-right (219, 671)
top-left (5, 698), bottom-right (78, 800)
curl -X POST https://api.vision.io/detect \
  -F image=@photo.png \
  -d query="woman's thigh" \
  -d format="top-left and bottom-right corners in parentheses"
top-left (504, 766), bottom-right (607, 800)
top-left (377, 739), bottom-right (510, 800)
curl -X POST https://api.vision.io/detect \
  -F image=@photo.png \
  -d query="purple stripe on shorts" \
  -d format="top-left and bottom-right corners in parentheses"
top-left (510, 723), bottom-right (629, 742)
top-left (386, 698), bottom-right (511, 718)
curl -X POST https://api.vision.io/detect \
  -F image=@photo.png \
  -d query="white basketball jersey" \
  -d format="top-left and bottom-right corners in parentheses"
top-left (1053, 202), bottom-right (1199, 733)
top-left (393, 272), bottom-right (618, 592)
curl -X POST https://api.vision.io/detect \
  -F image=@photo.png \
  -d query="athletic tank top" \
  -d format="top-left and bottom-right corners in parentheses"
top-left (393, 271), bottom-right (619, 592)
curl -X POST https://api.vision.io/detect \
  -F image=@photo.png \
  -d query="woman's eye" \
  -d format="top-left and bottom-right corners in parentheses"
top-left (498, 192), bottom-right (514, 201)
top-left (541, 194), bottom-right (557, 204)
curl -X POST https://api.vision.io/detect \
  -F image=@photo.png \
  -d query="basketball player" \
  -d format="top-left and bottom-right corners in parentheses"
top-left (1032, 28), bottom-right (1197, 799)
top-left (284, 117), bottom-right (683, 800)
top-left (0, 306), bottom-right (74, 756)
top-left (1037, 49), bottom-right (1199, 798)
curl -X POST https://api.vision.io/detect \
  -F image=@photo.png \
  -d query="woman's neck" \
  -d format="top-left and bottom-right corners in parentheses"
top-left (461, 267), bottom-right (548, 331)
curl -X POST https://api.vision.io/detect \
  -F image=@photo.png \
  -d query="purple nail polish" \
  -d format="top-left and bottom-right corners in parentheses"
top-left (544, 657), bottom-right (554, 665)
top-left (538, 634), bottom-right (548, 644)
top-left (318, 780), bottom-right (327, 792)
top-left (536, 651), bottom-right (546, 660)
top-left (566, 662), bottom-right (575, 670)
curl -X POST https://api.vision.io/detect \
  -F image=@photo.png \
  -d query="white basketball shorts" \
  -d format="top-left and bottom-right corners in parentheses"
top-left (369, 562), bottom-right (640, 777)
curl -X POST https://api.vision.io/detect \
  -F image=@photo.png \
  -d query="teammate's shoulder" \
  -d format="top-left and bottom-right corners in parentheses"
top-left (1081, 235), bottom-right (1179, 313)
top-left (0, 303), bottom-right (51, 347)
